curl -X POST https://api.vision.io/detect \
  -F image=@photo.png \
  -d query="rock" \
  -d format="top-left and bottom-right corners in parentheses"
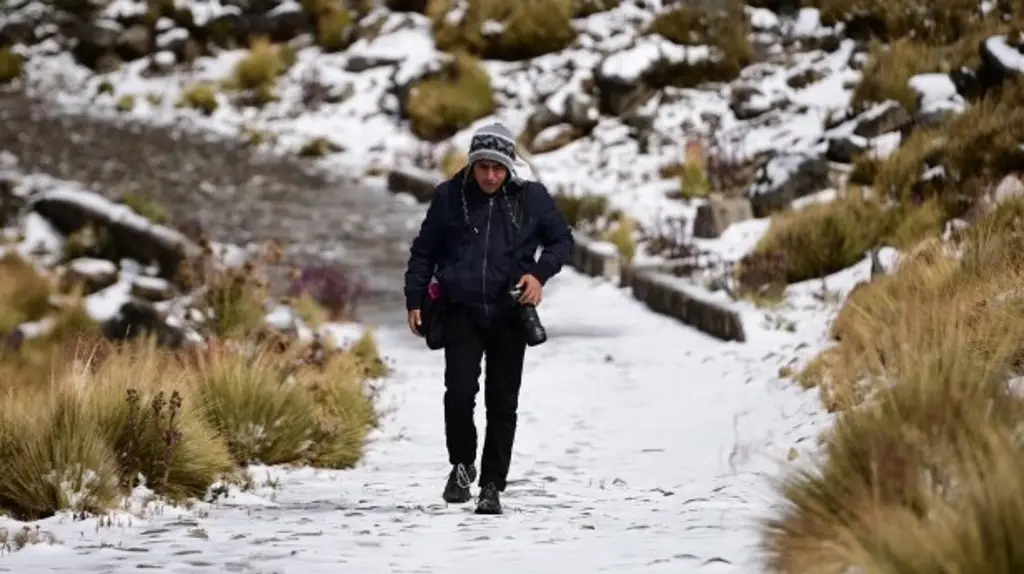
top-left (825, 135), bottom-right (868, 163)
top-left (0, 21), bottom-right (37, 46)
top-left (852, 101), bottom-right (913, 139)
top-left (101, 298), bottom-right (186, 348)
top-left (0, 177), bottom-right (24, 228)
top-left (746, 152), bottom-right (830, 217)
top-left (202, 13), bottom-right (248, 49)
top-left (530, 124), bottom-right (578, 154)
top-left (386, 167), bottom-right (441, 203)
top-left (345, 54), bottom-right (401, 73)
top-left (61, 257), bottom-right (118, 293)
top-left (131, 275), bottom-right (174, 301)
top-left (870, 246), bottom-right (900, 278)
top-left (30, 189), bottom-right (202, 281)
top-left (966, 174), bottom-right (1024, 223)
top-left (693, 194), bottom-right (754, 238)
top-left (260, 6), bottom-right (315, 44)
top-left (730, 85), bottom-right (775, 120)
top-left (385, 0), bottom-right (428, 11)
top-left (979, 33), bottom-right (1024, 91)
top-left (115, 24), bottom-right (151, 60)
top-left (950, 66), bottom-right (983, 100)
top-left (71, 19), bottom-right (122, 70)
top-left (594, 48), bottom-right (657, 117)
top-left (563, 93), bottom-right (600, 134)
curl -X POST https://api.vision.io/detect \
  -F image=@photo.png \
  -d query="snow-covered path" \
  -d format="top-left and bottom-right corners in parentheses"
top-left (0, 270), bottom-right (828, 573)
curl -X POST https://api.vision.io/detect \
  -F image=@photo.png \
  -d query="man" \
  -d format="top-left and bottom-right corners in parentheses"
top-left (403, 123), bottom-right (574, 515)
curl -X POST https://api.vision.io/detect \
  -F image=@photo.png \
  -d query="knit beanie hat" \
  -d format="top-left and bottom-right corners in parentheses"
top-left (467, 123), bottom-right (517, 176)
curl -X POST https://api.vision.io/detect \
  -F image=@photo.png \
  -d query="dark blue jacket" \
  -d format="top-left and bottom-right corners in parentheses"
top-left (403, 168), bottom-right (575, 319)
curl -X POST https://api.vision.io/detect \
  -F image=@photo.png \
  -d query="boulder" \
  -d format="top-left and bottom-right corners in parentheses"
top-left (978, 33), bottom-right (1024, 92)
top-left (30, 189), bottom-right (202, 280)
top-left (101, 298), bottom-right (186, 348)
top-left (825, 135), bottom-right (868, 163)
top-left (693, 194), bottom-right (754, 238)
top-left (386, 167), bottom-right (441, 203)
top-left (746, 152), bottom-right (829, 217)
top-left (60, 257), bottom-right (119, 293)
top-left (852, 100), bottom-right (913, 139)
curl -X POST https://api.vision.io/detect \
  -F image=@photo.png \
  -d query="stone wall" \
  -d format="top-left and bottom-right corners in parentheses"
top-left (566, 232), bottom-right (747, 343)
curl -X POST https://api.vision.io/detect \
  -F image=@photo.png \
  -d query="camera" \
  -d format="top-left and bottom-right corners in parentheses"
top-left (508, 286), bottom-right (548, 347)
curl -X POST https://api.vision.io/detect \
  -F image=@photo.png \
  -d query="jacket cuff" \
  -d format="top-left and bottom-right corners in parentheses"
top-left (405, 291), bottom-right (421, 311)
top-left (528, 263), bottom-right (553, 285)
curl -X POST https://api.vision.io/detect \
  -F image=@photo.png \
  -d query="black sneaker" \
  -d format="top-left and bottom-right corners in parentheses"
top-left (442, 463), bottom-right (476, 504)
top-left (474, 483), bottom-right (502, 515)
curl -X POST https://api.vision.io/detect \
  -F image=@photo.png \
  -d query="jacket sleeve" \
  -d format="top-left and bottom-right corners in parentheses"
top-left (528, 183), bottom-right (575, 285)
top-left (404, 186), bottom-right (447, 310)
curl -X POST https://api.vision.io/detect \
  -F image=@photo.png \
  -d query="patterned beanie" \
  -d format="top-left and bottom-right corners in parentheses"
top-left (467, 123), bottom-right (517, 176)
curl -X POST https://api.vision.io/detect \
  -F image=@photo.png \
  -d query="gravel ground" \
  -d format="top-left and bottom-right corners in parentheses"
top-left (0, 89), bottom-right (422, 321)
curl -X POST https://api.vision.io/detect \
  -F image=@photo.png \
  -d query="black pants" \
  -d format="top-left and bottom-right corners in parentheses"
top-left (443, 304), bottom-right (527, 492)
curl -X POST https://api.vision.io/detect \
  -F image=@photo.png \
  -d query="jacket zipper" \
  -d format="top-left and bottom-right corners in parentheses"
top-left (481, 197), bottom-right (493, 319)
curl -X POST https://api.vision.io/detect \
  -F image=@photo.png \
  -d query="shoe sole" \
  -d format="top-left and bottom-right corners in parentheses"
top-left (443, 489), bottom-right (472, 504)
top-left (474, 506), bottom-right (502, 515)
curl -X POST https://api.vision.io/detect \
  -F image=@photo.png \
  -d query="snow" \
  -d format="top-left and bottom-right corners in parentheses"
top-left (68, 257), bottom-right (117, 278)
top-left (0, 267), bottom-right (842, 573)
top-left (984, 35), bottom-right (1024, 74)
top-left (908, 73), bottom-right (966, 115)
top-left (9, 1), bottom-right (859, 239)
top-left (0, 2), bottom-right (895, 568)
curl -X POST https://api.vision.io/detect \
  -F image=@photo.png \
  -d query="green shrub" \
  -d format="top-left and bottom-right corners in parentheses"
top-left (405, 52), bottom-right (496, 141)
top-left (428, 0), bottom-right (577, 61)
top-left (0, 48), bottom-right (24, 85)
top-left (177, 83), bottom-right (219, 115)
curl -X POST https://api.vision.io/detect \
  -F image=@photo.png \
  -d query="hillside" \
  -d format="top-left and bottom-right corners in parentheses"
top-left (4, 0), bottom-right (1024, 571)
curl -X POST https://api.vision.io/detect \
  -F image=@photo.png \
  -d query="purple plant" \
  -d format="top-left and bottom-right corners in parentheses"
top-left (288, 264), bottom-right (367, 320)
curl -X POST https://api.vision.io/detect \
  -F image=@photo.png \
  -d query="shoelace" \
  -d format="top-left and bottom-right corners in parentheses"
top-left (455, 463), bottom-right (473, 489)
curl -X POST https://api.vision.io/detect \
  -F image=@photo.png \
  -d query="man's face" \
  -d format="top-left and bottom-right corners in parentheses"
top-left (472, 160), bottom-right (507, 194)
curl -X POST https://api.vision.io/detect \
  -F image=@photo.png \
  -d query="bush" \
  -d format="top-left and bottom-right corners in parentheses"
top-left (553, 192), bottom-right (610, 231)
top-left (406, 52), bottom-right (496, 141)
top-left (79, 342), bottom-right (235, 499)
top-left (228, 37), bottom-right (293, 105)
top-left (0, 390), bottom-right (122, 520)
top-left (287, 264), bottom-right (366, 321)
top-left (0, 254), bottom-right (53, 334)
top-left (810, 0), bottom-right (999, 44)
top-left (0, 47), bottom-right (23, 85)
top-left (0, 332), bottom-right (382, 518)
top-left (119, 192), bottom-right (170, 225)
top-left (177, 83), bottom-right (219, 115)
top-left (303, 0), bottom-right (352, 52)
top-left (750, 190), bottom-right (887, 284)
top-left (871, 79), bottom-right (1024, 213)
top-left (646, 2), bottom-right (753, 87)
top-left (428, 0), bottom-right (577, 61)
top-left (200, 260), bottom-right (270, 339)
top-left (574, 0), bottom-right (620, 17)
top-left (763, 207), bottom-right (1024, 571)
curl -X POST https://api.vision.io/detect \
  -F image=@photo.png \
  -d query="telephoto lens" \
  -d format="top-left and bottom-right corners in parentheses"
top-left (508, 286), bottom-right (548, 347)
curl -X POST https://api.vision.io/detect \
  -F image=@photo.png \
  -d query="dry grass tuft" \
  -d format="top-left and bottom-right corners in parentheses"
top-left (0, 253), bottom-right (54, 334)
top-left (871, 79), bottom-right (1024, 212)
top-left (428, 0), bottom-right (577, 61)
top-left (0, 47), bottom-right (23, 85)
top-left (646, 2), bottom-right (753, 87)
top-left (405, 52), bottom-right (496, 141)
top-left (764, 198), bottom-right (1024, 573)
top-left (0, 333), bottom-right (381, 519)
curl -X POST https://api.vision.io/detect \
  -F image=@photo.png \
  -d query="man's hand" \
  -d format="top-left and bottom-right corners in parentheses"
top-left (516, 274), bottom-right (543, 306)
top-left (408, 309), bottom-right (422, 336)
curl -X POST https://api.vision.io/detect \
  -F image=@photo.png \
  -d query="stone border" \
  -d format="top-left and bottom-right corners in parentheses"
top-left (569, 232), bottom-right (747, 342)
top-left (388, 168), bottom-right (748, 343)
